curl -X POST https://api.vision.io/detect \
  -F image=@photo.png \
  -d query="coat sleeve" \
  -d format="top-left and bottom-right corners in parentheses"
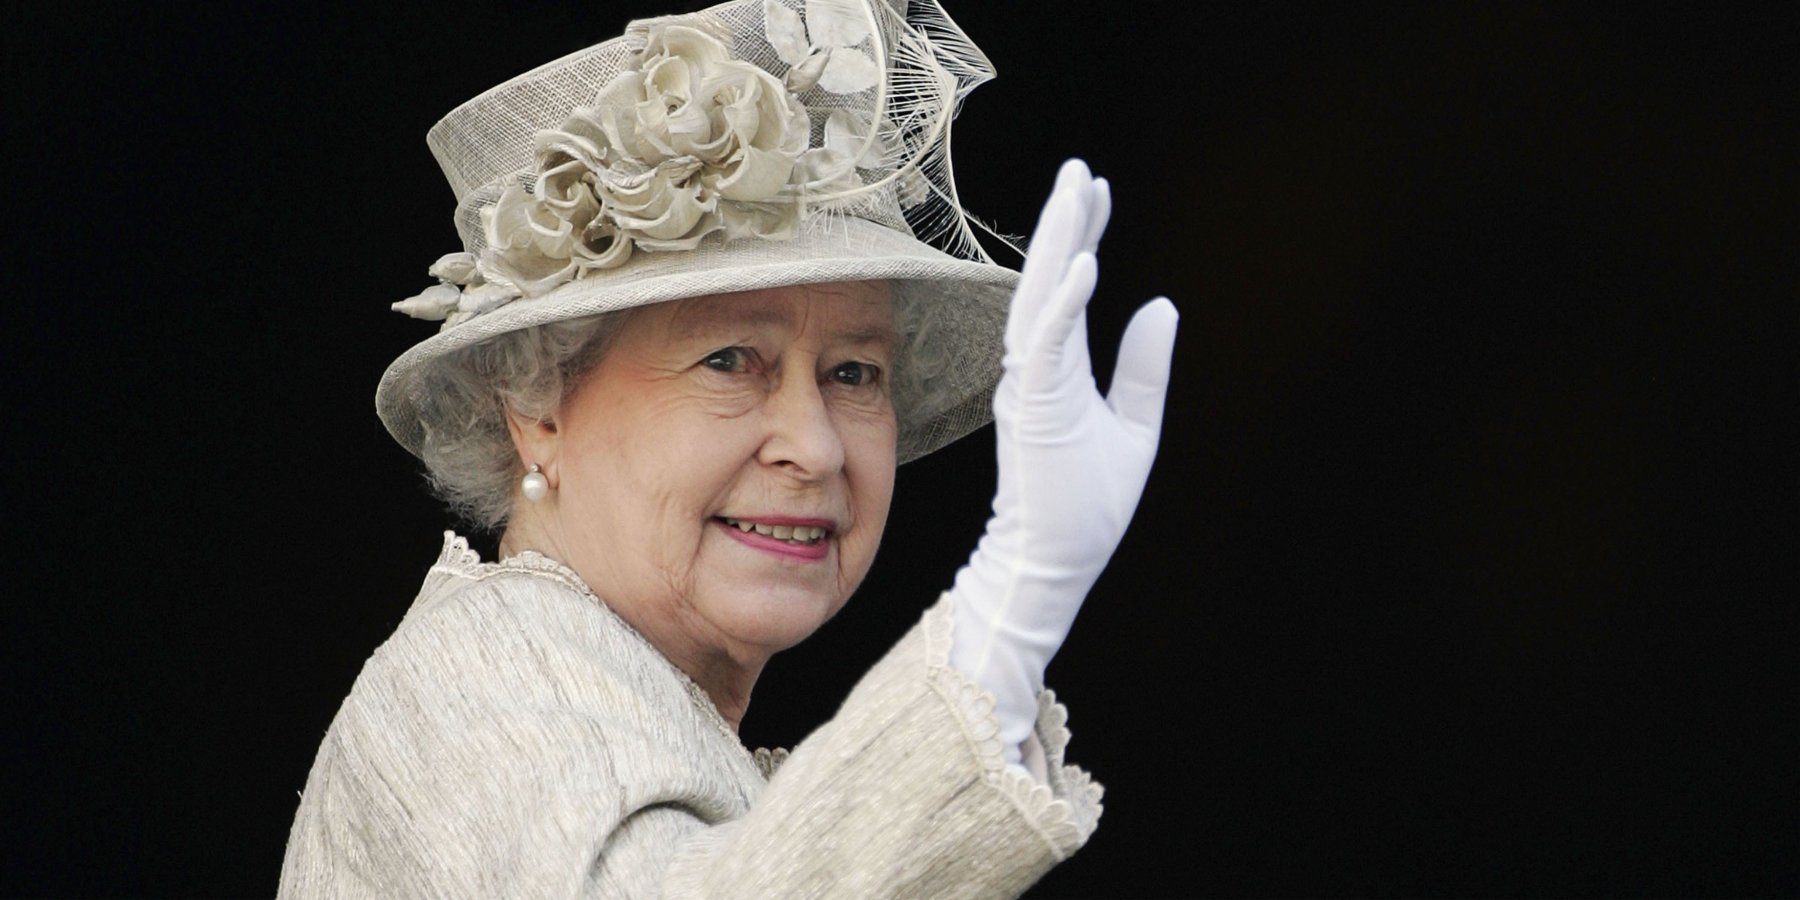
top-left (279, 576), bottom-right (1101, 899)
top-left (659, 596), bottom-right (1103, 898)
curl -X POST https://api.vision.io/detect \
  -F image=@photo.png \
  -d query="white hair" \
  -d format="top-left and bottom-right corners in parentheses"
top-left (413, 286), bottom-right (949, 531)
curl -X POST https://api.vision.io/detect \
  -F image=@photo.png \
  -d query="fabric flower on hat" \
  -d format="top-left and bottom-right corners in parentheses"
top-left (764, 0), bottom-right (883, 94)
top-left (397, 19), bottom-right (822, 320)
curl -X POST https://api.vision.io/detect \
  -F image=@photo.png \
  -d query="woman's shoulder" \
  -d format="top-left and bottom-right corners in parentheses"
top-left (385, 533), bottom-right (604, 655)
top-left (286, 536), bottom-right (769, 890)
top-left (378, 533), bottom-right (656, 685)
top-left (403, 531), bottom-right (584, 620)
top-left (353, 532), bottom-right (740, 745)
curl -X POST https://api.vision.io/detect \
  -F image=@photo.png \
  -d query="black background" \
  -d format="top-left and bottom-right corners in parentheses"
top-left (5, 2), bottom-right (1794, 897)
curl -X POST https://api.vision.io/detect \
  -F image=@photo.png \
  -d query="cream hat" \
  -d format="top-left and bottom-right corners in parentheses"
top-left (375, 0), bottom-right (1018, 463)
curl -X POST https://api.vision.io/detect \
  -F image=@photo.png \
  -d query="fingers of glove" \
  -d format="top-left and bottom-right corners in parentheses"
top-left (1066, 299), bottom-right (1091, 386)
top-left (1081, 177), bottom-right (1112, 256)
top-left (1022, 163), bottom-right (1093, 287)
top-left (1023, 251), bottom-right (1099, 393)
top-left (1105, 297), bottom-right (1181, 435)
top-left (1009, 161), bottom-right (1097, 352)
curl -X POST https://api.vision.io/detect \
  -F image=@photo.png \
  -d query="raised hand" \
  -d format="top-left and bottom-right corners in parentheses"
top-left (948, 159), bottom-right (1179, 766)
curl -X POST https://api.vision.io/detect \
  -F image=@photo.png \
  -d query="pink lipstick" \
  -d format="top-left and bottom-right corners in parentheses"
top-left (714, 516), bottom-right (834, 561)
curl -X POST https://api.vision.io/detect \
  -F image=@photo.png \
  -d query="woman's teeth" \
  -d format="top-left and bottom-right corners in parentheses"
top-left (721, 518), bottom-right (827, 544)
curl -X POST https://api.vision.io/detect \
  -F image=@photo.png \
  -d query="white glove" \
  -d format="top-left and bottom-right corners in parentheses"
top-left (947, 159), bottom-right (1180, 767)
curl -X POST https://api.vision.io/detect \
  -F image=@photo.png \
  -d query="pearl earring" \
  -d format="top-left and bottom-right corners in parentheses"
top-left (521, 464), bottom-right (549, 501)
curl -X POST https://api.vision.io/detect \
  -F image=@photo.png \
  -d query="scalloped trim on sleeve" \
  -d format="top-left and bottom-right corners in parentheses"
top-left (1035, 690), bottom-right (1105, 840)
top-left (920, 595), bottom-right (1104, 860)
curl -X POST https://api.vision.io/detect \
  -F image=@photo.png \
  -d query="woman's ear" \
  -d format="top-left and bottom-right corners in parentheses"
top-left (503, 404), bottom-right (561, 489)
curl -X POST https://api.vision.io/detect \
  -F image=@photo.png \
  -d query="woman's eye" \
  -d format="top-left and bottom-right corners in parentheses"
top-left (702, 348), bottom-right (748, 372)
top-left (830, 361), bottom-right (878, 386)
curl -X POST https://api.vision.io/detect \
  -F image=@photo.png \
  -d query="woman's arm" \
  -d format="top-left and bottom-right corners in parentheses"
top-left (659, 597), bottom-right (1101, 898)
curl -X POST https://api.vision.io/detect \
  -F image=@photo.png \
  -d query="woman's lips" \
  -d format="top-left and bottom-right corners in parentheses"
top-left (714, 517), bottom-right (832, 561)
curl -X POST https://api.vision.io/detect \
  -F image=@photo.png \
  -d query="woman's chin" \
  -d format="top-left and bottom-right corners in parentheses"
top-left (699, 583), bottom-right (843, 653)
top-left (694, 532), bottom-right (854, 648)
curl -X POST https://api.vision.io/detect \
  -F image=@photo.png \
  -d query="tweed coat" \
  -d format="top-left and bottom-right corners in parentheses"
top-left (279, 533), bottom-right (1101, 898)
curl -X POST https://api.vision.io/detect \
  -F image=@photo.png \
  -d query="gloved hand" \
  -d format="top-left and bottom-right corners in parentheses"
top-left (947, 159), bottom-right (1179, 768)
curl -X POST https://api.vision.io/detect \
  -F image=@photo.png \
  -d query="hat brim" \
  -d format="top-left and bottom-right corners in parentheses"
top-left (376, 216), bottom-right (1017, 464)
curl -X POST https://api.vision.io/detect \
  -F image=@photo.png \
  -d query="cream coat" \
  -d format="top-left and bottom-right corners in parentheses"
top-left (279, 534), bottom-right (1101, 898)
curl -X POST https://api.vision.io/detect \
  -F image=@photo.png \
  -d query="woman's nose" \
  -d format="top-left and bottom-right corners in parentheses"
top-left (757, 369), bottom-right (846, 478)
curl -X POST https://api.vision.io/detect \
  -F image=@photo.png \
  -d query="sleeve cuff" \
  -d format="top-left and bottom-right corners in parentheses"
top-left (922, 595), bottom-right (1105, 858)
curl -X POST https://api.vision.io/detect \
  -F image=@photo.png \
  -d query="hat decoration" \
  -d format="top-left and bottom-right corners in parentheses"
top-left (377, 0), bottom-right (1022, 466)
top-left (392, 0), bottom-right (1009, 331)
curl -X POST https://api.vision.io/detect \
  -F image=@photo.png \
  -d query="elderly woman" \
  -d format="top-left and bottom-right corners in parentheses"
top-left (280, 1), bottom-right (1176, 897)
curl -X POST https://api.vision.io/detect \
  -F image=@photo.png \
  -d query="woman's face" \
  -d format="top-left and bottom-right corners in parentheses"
top-left (537, 282), bottom-right (898, 663)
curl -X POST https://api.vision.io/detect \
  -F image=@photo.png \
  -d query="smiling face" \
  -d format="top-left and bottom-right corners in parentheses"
top-left (507, 281), bottom-right (898, 673)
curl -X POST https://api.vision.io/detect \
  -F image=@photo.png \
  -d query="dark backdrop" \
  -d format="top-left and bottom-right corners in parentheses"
top-left (5, 2), bottom-right (1793, 897)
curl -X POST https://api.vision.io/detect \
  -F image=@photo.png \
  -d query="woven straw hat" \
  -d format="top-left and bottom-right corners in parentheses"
top-left (375, 0), bottom-right (1018, 464)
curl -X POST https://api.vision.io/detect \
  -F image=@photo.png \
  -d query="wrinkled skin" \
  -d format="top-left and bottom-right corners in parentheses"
top-left (501, 281), bottom-right (898, 728)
